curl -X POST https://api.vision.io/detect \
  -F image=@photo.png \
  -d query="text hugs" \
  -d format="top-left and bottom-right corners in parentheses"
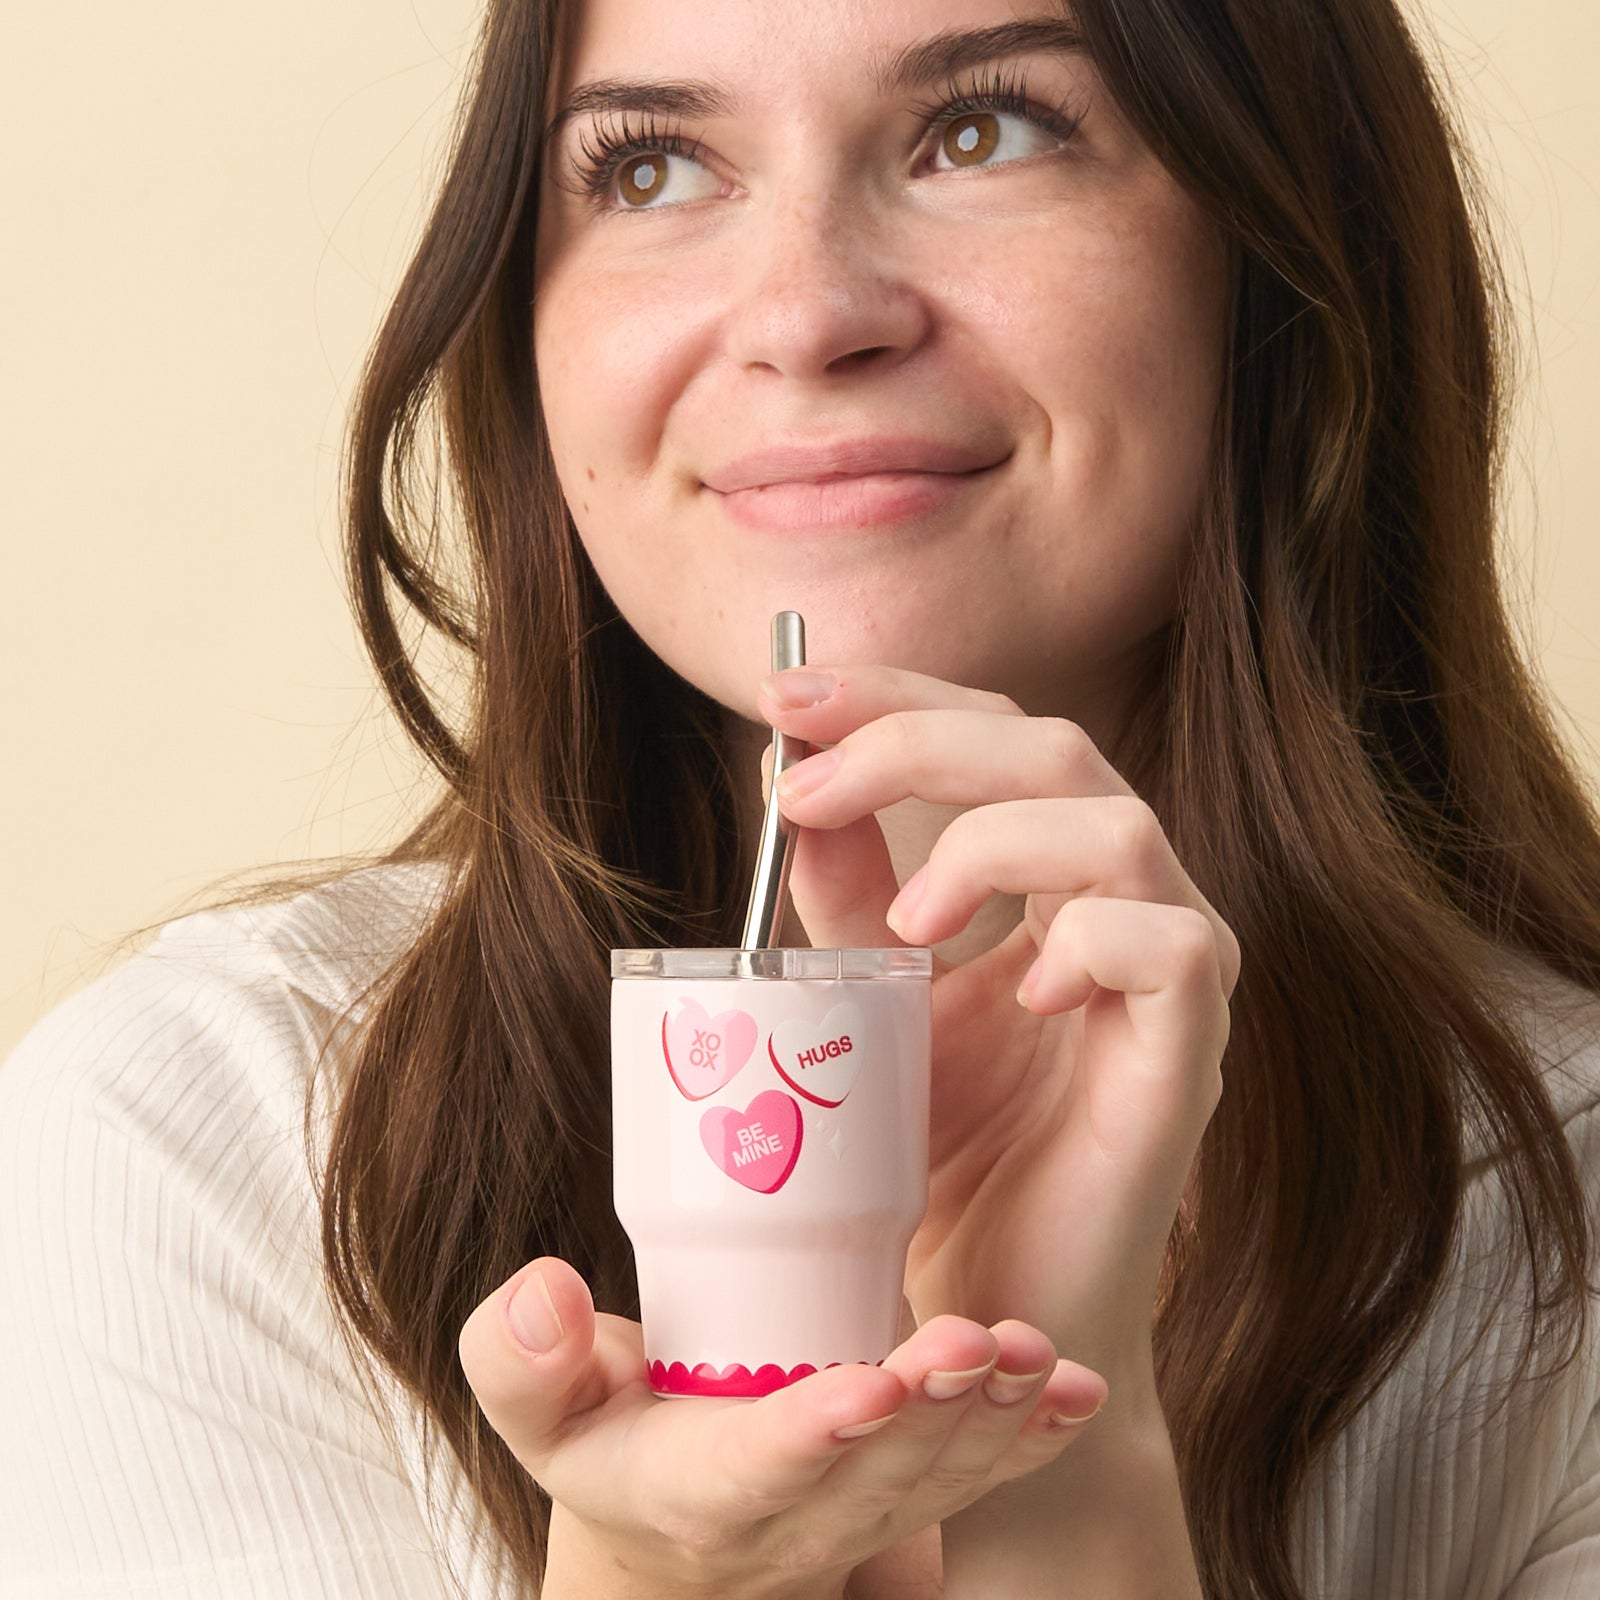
top-left (768, 1003), bottom-right (866, 1108)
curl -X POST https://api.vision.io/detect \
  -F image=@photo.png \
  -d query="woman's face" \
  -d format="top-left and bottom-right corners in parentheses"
top-left (533, 0), bottom-right (1228, 740)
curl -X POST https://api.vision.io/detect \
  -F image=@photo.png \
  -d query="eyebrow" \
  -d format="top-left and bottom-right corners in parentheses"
top-left (541, 16), bottom-right (1088, 147)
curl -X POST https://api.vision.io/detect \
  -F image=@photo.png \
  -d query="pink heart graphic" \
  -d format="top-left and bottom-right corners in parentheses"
top-left (661, 997), bottom-right (758, 1101)
top-left (699, 1091), bottom-right (804, 1194)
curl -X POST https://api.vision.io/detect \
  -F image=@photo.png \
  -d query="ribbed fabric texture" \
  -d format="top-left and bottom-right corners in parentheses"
top-left (2, 864), bottom-right (1599, 1597)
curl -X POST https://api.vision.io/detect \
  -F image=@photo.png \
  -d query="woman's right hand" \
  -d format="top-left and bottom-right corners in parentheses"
top-left (458, 1257), bottom-right (1109, 1600)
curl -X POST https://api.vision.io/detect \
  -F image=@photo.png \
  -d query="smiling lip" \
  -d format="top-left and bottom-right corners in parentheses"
top-left (703, 435), bottom-right (1008, 494)
top-left (702, 435), bottom-right (1009, 531)
top-left (711, 468), bottom-right (1001, 531)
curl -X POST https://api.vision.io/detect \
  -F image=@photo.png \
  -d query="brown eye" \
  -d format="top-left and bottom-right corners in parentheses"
top-left (940, 112), bottom-right (1001, 168)
top-left (618, 157), bottom-right (667, 207)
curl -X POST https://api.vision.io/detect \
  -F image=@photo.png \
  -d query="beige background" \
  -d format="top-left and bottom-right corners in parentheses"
top-left (3, 1), bottom-right (1598, 1058)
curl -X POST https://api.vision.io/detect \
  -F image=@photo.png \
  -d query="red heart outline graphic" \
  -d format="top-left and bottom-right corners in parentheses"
top-left (768, 1002), bottom-right (865, 1108)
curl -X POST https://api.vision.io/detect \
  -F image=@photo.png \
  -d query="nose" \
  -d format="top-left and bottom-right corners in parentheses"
top-left (721, 174), bottom-right (931, 381)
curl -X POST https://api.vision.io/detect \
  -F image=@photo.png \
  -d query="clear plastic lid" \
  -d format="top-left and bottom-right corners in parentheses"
top-left (610, 947), bottom-right (932, 980)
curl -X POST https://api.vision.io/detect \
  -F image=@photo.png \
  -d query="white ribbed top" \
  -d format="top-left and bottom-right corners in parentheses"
top-left (3, 863), bottom-right (1599, 1598)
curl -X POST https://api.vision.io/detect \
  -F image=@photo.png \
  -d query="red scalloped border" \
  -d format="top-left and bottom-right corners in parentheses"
top-left (649, 1358), bottom-right (878, 1397)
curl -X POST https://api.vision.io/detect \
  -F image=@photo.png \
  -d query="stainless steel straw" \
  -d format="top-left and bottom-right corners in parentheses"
top-left (740, 611), bottom-right (810, 949)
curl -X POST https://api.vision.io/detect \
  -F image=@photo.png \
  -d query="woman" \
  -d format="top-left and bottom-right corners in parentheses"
top-left (3, 0), bottom-right (1599, 1595)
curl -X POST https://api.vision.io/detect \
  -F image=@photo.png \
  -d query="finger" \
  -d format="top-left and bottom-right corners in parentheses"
top-left (755, 664), bottom-right (1040, 754)
top-left (460, 1263), bottom-right (913, 1546)
top-left (795, 1316), bottom-right (1000, 1520)
top-left (967, 1359), bottom-right (1110, 1485)
top-left (1023, 897), bottom-right (1228, 1025)
top-left (876, 794), bottom-right (1240, 998)
top-left (772, 708), bottom-right (1133, 823)
top-left (761, 741), bottom-right (914, 957)
top-left (1021, 897), bottom-right (1230, 1140)
top-left (899, 1348), bottom-right (1107, 1522)
top-left (874, 1319), bottom-right (1059, 1507)
top-left (457, 1257), bottom-right (649, 1475)
top-left (826, 1319), bottom-right (1053, 1499)
top-left (755, 668), bottom-right (1094, 966)
top-left (758, 688), bottom-right (1235, 998)
top-left (800, 1321), bottom-right (1100, 1533)
top-left (693, 1359), bottom-right (912, 1519)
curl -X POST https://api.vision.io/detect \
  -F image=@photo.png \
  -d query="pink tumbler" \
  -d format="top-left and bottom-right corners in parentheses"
top-left (611, 945), bottom-right (931, 1399)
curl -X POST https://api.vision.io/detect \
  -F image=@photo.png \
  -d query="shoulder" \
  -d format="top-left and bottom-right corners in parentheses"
top-left (1465, 945), bottom-right (1600, 1168)
top-left (1451, 947), bottom-right (1600, 1373)
top-left (1, 858), bottom-right (455, 1134)
top-left (1291, 948), bottom-right (1600, 1595)
top-left (0, 861), bottom-right (474, 1594)
top-left (0, 858), bottom-right (458, 1326)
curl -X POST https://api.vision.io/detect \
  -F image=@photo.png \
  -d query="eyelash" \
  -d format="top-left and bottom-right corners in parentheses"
top-left (566, 64), bottom-right (1084, 214)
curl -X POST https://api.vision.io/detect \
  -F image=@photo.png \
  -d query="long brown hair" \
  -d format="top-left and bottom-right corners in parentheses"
top-left (302, 0), bottom-right (1600, 1594)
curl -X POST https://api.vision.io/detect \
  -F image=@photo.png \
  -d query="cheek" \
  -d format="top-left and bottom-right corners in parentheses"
top-left (1007, 194), bottom-right (1225, 541)
top-left (535, 254), bottom-right (709, 485)
top-left (978, 193), bottom-right (1224, 654)
top-left (533, 248), bottom-right (721, 608)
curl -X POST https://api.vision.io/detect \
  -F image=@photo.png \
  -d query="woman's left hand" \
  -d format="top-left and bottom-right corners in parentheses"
top-left (758, 664), bottom-right (1240, 1427)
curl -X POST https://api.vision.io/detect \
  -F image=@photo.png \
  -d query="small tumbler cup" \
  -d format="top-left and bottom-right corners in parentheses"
top-left (611, 946), bottom-right (932, 1398)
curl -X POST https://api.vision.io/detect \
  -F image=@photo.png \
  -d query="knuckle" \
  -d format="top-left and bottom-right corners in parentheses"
top-left (1106, 795), bottom-right (1165, 871)
top-left (650, 1502), bottom-right (738, 1561)
top-left (712, 1429), bottom-right (790, 1528)
top-left (1041, 716), bottom-right (1091, 780)
top-left (1205, 1063), bottom-right (1226, 1114)
top-left (1221, 925), bottom-right (1244, 990)
top-left (1165, 908), bottom-right (1220, 981)
top-left (719, 1473), bottom-right (785, 1531)
top-left (763, 1521), bottom-right (856, 1575)
top-left (921, 1457), bottom-right (984, 1499)
top-left (984, 688), bottom-right (1026, 718)
top-left (761, 1510), bottom-right (876, 1574)
top-left (844, 1465), bottom-right (923, 1519)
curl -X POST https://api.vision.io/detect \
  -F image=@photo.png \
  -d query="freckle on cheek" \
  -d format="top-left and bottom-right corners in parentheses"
top-left (586, 467), bottom-right (596, 482)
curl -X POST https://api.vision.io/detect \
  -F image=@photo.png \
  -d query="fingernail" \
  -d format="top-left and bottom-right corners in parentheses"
top-left (777, 747), bottom-right (841, 799)
top-left (982, 1366), bottom-right (1050, 1406)
top-left (762, 670), bottom-right (836, 708)
top-left (1047, 1398), bottom-right (1105, 1427)
top-left (923, 1360), bottom-right (995, 1401)
top-left (507, 1271), bottom-right (564, 1354)
top-left (832, 1413), bottom-right (896, 1440)
top-left (885, 865), bottom-right (929, 939)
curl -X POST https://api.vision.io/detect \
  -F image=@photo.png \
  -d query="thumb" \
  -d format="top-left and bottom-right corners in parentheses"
top-left (458, 1257), bottom-right (645, 1472)
top-left (761, 740), bottom-right (905, 953)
